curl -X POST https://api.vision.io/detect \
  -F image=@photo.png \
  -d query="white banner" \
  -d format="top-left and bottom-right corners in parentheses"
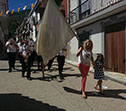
top-left (36, 0), bottom-right (75, 64)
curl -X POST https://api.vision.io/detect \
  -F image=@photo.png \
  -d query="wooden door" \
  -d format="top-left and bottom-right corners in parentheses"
top-left (105, 22), bottom-right (125, 73)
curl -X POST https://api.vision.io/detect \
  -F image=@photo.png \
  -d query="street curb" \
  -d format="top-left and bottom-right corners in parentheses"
top-left (66, 59), bottom-right (126, 86)
top-left (104, 75), bottom-right (126, 86)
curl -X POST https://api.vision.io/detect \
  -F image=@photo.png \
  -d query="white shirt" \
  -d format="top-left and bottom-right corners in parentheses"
top-left (5, 41), bottom-right (17, 53)
top-left (17, 42), bottom-right (22, 52)
top-left (20, 44), bottom-right (28, 56)
top-left (78, 50), bottom-right (91, 66)
top-left (28, 40), bottom-right (34, 52)
top-left (58, 46), bottom-right (66, 56)
top-left (59, 50), bottom-right (65, 56)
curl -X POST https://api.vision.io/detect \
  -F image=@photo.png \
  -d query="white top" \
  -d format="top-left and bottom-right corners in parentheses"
top-left (17, 42), bottom-right (22, 52)
top-left (5, 41), bottom-right (17, 53)
top-left (59, 50), bottom-right (65, 56)
top-left (58, 46), bottom-right (66, 56)
top-left (78, 50), bottom-right (91, 66)
top-left (18, 45), bottom-right (22, 53)
top-left (20, 44), bottom-right (28, 56)
top-left (28, 40), bottom-right (34, 52)
top-left (17, 42), bottom-right (21, 47)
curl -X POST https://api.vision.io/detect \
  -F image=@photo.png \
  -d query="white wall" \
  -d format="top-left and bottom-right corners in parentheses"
top-left (68, 20), bottom-right (104, 61)
top-left (68, 11), bottom-right (126, 62)
top-left (91, 33), bottom-right (104, 54)
top-left (81, 0), bottom-right (87, 4)
top-left (91, 0), bottom-right (122, 14)
top-left (68, 36), bottom-right (78, 62)
top-left (76, 21), bottom-right (104, 54)
top-left (70, 0), bottom-right (79, 11)
top-left (69, 37), bottom-right (78, 54)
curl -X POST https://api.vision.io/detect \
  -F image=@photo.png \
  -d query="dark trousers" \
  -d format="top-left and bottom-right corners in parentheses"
top-left (21, 57), bottom-right (26, 77)
top-left (27, 55), bottom-right (33, 78)
top-left (21, 52), bottom-right (34, 78)
top-left (7, 52), bottom-right (16, 70)
top-left (57, 56), bottom-right (65, 76)
top-left (18, 52), bottom-right (22, 63)
top-left (37, 55), bottom-right (43, 70)
top-left (47, 57), bottom-right (55, 70)
top-left (31, 50), bottom-right (36, 66)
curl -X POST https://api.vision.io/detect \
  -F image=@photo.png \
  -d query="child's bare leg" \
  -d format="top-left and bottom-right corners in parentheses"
top-left (82, 76), bottom-right (87, 98)
top-left (82, 92), bottom-right (86, 98)
top-left (94, 81), bottom-right (100, 90)
top-left (96, 81), bottom-right (99, 88)
top-left (99, 80), bottom-right (103, 94)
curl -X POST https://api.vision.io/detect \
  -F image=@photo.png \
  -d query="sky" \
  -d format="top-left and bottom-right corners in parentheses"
top-left (8, 0), bottom-right (36, 11)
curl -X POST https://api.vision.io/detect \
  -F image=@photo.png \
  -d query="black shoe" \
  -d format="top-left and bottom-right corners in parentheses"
top-left (13, 66), bottom-right (15, 69)
top-left (27, 77), bottom-right (32, 81)
top-left (59, 75), bottom-right (64, 80)
top-left (8, 69), bottom-right (12, 73)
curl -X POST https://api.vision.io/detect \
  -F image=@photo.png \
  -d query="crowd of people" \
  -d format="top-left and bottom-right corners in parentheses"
top-left (5, 38), bottom-right (105, 99)
top-left (5, 37), bottom-right (67, 80)
top-left (5, 38), bottom-right (35, 80)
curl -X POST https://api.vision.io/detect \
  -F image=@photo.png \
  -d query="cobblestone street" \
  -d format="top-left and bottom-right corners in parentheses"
top-left (0, 60), bottom-right (126, 111)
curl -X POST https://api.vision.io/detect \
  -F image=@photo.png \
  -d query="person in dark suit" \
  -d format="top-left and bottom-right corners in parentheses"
top-left (57, 47), bottom-right (67, 79)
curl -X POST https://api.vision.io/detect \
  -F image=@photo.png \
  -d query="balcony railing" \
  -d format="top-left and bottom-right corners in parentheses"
top-left (69, 0), bottom-right (123, 24)
top-left (69, 0), bottom-right (90, 24)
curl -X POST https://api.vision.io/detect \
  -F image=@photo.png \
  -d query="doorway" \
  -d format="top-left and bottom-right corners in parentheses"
top-left (105, 22), bottom-right (125, 73)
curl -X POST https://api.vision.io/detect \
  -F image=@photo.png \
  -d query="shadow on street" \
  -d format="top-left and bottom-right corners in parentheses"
top-left (63, 86), bottom-right (81, 95)
top-left (0, 93), bottom-right (66, 111)
top-left (0, 69), bottom-right (9, 71)
top-left (31, 73), bottom-right (81, 82)
top-left (63, 86), bottom-right (126, 100)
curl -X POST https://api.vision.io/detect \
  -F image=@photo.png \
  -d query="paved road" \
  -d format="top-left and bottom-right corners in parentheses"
top-left (0, 60), bottom-right (126, 111)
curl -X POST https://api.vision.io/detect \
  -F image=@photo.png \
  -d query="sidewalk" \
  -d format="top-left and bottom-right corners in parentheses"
top-left (66, 59), bottom-right (126, 86)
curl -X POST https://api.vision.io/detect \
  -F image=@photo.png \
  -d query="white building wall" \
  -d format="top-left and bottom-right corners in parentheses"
top-left (91, 33), bottom-right (103, 54)
top-left (68, 22), bottom-right (104, 61)
top-left (70, 0), bottom-right (79, 11)
top-left (68, 36), bottom-right (78, 62)
top-left (76, 21), bottom-right (104, 60)
top-left (89, 23), bottom-right (103, 54)
top-left (91, 0), bottom-right (122, 14)
top-left (68, 11), bottom-right (126, 62)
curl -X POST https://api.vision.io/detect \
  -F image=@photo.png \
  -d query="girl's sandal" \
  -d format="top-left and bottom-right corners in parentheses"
top-left (94, 86), bottom-right (100, 91)
top-left (82, 95), bottom-right (87, 99)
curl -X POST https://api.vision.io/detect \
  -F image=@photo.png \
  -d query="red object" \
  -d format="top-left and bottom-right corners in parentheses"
top-left (78, 63), bottom-right (90, 93)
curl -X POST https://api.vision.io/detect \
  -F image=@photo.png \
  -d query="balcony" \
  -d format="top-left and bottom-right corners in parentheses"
top-left (69, 0), bottom-right (124, 25)
top-left (69, 0), bottom-right (90, 24)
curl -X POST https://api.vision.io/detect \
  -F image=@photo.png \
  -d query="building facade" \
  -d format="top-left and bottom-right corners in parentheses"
top-left (68, 0), bottom-right (126, 74)
top-left (0, 0), bottom-right (8, 58)
top-left (16, 0), bottom-right (67, 42)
